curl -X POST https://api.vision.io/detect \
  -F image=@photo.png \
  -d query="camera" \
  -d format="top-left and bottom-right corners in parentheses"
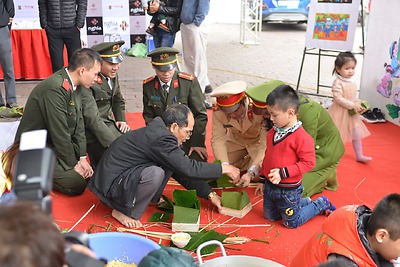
top-left (13, 147), bottom-right (55, 216)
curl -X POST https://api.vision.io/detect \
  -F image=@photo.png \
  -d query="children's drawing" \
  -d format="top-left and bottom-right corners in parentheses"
top-left (312, 13), bottom-right (350, 41)
top-left (377, 39), bottom-right (400, 98)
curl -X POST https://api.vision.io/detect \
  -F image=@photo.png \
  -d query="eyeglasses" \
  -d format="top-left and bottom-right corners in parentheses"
top-left (180, 127), bottom-right (193, 137)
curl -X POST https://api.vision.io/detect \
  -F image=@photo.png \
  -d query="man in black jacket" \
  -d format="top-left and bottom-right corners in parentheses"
top-left (0, 0), bottom-right (17, 108)
top-left (38, 0), bottom-right (87, 73)
top-left (147, 0), bottom-right (182, 48)
top-left (88, 104), bottom-right (241, 228)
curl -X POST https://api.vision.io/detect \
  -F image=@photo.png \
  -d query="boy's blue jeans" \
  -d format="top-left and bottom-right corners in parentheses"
top-left (263, 182), bottom-right (325, 228)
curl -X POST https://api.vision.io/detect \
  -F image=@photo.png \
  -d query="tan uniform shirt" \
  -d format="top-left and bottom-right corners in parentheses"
top-left (211, 99), bottom-right (267, 171)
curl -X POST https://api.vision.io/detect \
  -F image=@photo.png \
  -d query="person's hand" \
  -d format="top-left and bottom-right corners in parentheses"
top-left (69, 244), bottom-right (97, 259)
top-left (8, 18), bottom-right (13, 25)
top-left (255, 183), bottom-right (264, 196)
top-left (188, 146), bottom-right (208, 160)
top-left (116, 121), bottom-right (130, 133)
top-left (236, 172), bottom-right (251, 188)
top-left (78, 158), bottom-right (94, 179)
top-left (73, 163), bottom-right (86, 178)
top-left (149, 0), bottom-right (159, 13)
top-left (268, 168), bottom-right (281, 184)
top-left (354, 103), bottom-right (364, 114)
top-left (221, 164), bottom-right (240, 184)
top-left (209, 192), bottom-right (222, 212)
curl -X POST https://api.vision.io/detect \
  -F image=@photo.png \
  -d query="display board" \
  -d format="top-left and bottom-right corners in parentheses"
top-left (13, 0), bottom-right (149, 51)
top-left (360, 0), bottom-right (400, 126)
top-left (305, 0), bottom-right (360, 50)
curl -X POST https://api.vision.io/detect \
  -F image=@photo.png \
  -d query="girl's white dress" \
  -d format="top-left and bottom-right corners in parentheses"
top-left (328, 73), bottom-right (370, 143)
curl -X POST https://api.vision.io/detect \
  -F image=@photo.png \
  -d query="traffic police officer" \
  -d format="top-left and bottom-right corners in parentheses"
top-left (245, 80), bottom-right (344, 197)
top-left (143, 47), bottom-right (208, 161)
top-left (210, 81), bottom-right (267, 186)
top-left (82, 40), bottom-right (130, 168)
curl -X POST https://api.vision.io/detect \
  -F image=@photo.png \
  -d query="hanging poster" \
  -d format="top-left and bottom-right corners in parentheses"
top-left (13, 0), bottom-right (40, 29)
top-left (305, 0), bottom-right (360, 50)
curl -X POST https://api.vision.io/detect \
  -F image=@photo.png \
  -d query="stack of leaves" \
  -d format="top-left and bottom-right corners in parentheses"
top-left (148, 189), bottom-right (228, 254)
top-left (221, 191), bottom-right (251, 210)
top-left (149, 189), bottom-right (200, 224)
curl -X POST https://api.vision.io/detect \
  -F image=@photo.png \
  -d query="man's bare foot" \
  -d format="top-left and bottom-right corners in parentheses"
top-left (111, 209), bottom-right (142, 228)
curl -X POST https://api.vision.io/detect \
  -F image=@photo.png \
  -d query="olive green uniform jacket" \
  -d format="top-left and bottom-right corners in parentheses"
top-left (299, 96), bottom-right (345, 197)
top-left (211, 98), bottom-right (267, 171)
top-left (15, 68), bottom-right (87, 195)
top-left (142, 71), bottom-right (207, 160)
top-left (82, 73), bottom-right (125, 148)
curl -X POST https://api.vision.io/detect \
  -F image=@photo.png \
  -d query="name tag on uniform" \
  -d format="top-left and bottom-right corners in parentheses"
top-left (151, 95), bottom-right (161, 101)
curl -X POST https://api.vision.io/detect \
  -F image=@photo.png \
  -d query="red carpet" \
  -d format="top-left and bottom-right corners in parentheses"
top-left (52, 111), bottom-right (400, 266)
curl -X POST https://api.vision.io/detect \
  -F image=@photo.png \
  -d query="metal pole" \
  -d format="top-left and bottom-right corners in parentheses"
top-left (296, 47), bottom-right (307, 91)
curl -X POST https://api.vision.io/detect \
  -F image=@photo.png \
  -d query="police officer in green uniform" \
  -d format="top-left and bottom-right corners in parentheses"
top-left (245, 80), bottom-right (345, 197)
top-left (14, 48), bottom-right (102, 196)
top-left (82, 40), bottom-right (130, 168)
top-left (143, 47), bottom-right (208, 161)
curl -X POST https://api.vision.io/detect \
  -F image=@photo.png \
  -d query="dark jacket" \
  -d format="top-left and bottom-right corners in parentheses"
top-left (148, 0), bottom-right (182, 33)
top-left (88, 117), bottom-right (222, 216)
top-left (0, 0), bottom-right (14, 28)
top-left (38, 0), bottom-right (87, 29)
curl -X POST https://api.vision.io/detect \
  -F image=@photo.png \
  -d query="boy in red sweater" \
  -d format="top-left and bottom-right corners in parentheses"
top-left (255, 85), bottom-right (336, 228)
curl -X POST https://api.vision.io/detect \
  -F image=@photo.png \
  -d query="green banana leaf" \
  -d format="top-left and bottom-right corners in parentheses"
top-left (156, 195), bottom-right (174, 213)
top-left (172, 206), bottom-right (200, 224)
top-left (206, 160), bottom-right (236, 188)
top-left (172, 189), bottom-right (200, 209)
top-left (183, 229), bottom-right (228, 254)
top-left (148, 212), bottom-right (171, 222)
top-left (221, 191), bottom-right (251, 210)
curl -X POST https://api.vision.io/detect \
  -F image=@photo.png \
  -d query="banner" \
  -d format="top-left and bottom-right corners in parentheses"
top-left (13, 0), bottom-right (40, 29)
top-left (305, 0), bottom-right (360, 50)
top-left (13, 0), bottom-right (148, 49)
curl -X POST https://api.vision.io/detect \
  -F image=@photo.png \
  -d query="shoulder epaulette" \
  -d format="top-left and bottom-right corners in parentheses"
top-left (143, 76), bottom-right (156, 84)
top-left (178, 72), bottom-right (195, 81)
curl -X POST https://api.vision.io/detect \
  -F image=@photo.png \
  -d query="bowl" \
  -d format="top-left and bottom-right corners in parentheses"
top-left (88, 232), bottom-right (160, 264)
top-left (171, 232), bottom-right (191, 248)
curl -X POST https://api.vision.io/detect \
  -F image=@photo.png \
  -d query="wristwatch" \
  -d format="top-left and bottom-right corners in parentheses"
top-left (248, 171), bottom-right (256, 181)
top-left (208, 191), bottom-right (218, 200)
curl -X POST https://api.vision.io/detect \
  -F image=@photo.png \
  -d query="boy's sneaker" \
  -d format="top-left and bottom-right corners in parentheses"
top-left (146, 27), bottom-right (157, 36)
top-left (158, 23), bottom-right (170, 32)
top-left (361, 109), bottom-right (379, 123)
top-left (372, 108), bottom-right (386, 123)
top-left (318, 196), bottom-right (336, 215)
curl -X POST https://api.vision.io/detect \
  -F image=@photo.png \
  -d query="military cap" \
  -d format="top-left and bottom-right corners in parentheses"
top-left (245, 80), bottom-right (285, 108)
top-left (147, 47), bottom-right (179, 71)
top-left (91, 40), bottom-right (125, 63)
top-left (138, 247), bottom-right (198, 267)
top-left (210, 80), bottom-right (247, 113)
